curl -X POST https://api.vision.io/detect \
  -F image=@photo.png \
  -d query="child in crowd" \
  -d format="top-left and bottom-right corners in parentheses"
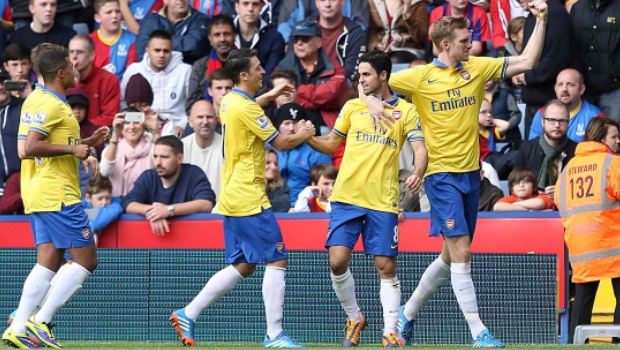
top-left (90, 0), bottom-right (138, 80)
top-left (265, 148), bottom-right (291, 213)
top-left (82, 176), bottom-right (124, 245)
top-left (293, 164), bottom-right (337, 213)
top-left (479, 98), bottom-right (513, 179)
top-left (493, 167), bottom-right (555, 211)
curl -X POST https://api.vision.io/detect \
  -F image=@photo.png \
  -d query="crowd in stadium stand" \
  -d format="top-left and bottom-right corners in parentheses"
top-left (0, 0), bottom-right (619, 231)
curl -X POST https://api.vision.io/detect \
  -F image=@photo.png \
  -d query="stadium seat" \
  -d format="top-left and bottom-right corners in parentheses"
top-left (73, 23), bottom-right (90, 35)
top-left (573, 325), bottom-right (620, 345)
top-left (499, 180), bottom-right (510, 196)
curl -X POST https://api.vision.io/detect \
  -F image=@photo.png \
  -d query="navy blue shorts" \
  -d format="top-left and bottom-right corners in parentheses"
top-left (223, 209), bottom-right (288, 264)
top-left (32, 203), bottom-right (94, 249)
top-left (424, 171), bottom-right (479, 238)
top-left (326, 202), bottom-right (399, 256)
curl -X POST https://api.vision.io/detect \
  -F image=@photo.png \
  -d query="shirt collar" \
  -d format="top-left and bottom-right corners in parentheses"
top-left (375, 90), bottom-right (399, 106)
top-left (232, 87), bottom-right (256, 102)
top-left (40, 85), bottom-right (68, 104)
top-left (432, 58), bottom-right (464, 70)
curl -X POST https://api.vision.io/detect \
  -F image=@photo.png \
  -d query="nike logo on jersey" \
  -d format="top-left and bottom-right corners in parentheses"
top-left (427, 79), bottom-right (438, 84)
top-left (391, 244), bottom-right (398, 249)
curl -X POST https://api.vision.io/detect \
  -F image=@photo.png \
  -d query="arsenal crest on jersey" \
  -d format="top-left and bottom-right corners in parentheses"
top-left (460, 70), bottom-right (471, 81)
top-left (393, 111), bottom-right (402, 121)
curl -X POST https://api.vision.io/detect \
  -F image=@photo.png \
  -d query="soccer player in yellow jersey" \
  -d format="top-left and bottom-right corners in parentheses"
top-left (169, 48), bottom-right (314, 348)
top-left (301, 51), bottom-right (427, 347)
top-left (361, 1), bottom-right (549, 348)
top-left (2, 47), bottom-right (107, 349)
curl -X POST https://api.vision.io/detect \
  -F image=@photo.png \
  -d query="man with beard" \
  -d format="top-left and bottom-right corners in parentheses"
top-left (529, 69), bottom-right (604, 143)
top-left (124, 135), bottom-right (216, 235)
top-left (187, 15), bottom-right (236, 111)
top-left (514, 99), bottom-right (577, 201)
top-left (181, 100), bottom-right (223, 198)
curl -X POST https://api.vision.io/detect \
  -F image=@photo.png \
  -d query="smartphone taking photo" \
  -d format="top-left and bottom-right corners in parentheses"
top-left (4, 80), bottom-right (27, 92)
top-left (125, 112), bottom-right (145, 123)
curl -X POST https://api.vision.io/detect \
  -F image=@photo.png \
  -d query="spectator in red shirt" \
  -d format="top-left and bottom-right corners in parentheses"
top-left (70, 34), bottom-right (121, 127)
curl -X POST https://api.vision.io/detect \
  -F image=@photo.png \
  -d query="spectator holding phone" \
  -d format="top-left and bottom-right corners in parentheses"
top-left (3, 43), bottom-right (36, 99)
top-left (100, 109), bottom-right (159, 197)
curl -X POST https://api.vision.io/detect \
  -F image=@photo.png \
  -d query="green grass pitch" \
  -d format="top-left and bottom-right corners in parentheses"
top-left (58, 342), bottom-right (620, 349)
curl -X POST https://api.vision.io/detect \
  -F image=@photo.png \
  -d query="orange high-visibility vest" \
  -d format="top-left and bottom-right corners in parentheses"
top-left (555, 142), bottom-right (620, 283)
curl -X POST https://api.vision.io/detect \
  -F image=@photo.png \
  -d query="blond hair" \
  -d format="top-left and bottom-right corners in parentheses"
top-left (429, 16), bottom-right (470, 53)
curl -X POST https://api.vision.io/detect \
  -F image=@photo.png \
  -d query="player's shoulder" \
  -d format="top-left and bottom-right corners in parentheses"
top-left (466, 56), bottom-right (505, 69)
top-left (343, 98), bottom-right (367, 111)
top-left (395, 98), bottom-right (416, 110)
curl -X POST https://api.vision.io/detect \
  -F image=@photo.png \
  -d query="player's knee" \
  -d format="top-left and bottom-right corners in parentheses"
top-left (329, 259), bottom-right (349, 275)
top-left (374, 257), bottom-right (396, 278)
top-left (83, 256), bottom-right (98, 273)
top-left (234, 263), bottom-right (257, 277)
top-left (450, 247), bottom-right (471, 262)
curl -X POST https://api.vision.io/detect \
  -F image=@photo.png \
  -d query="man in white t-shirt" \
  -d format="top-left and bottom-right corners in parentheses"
top-left (181, 100), bottom-right (223, 198)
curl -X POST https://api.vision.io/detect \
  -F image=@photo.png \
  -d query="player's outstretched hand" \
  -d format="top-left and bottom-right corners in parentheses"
top-left (359, 84), bottom-right (395, 129)
top-left (296, 120), bottom-right (316, 139)
top-left (529, 0), bottom-right (548, 21)
top-left (73, 144), bottom-right (91, 160)
top-left (405, 174), bottom-right (423, 194)
top-left (82, 155), bottom-right (99, 177)
top-left (265, 83), bottom-right (295, 102)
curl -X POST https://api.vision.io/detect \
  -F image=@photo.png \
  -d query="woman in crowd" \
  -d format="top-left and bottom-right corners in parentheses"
top-left (100, 108), bottom-right (159, 197)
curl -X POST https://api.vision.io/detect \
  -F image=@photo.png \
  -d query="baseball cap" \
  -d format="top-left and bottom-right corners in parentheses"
top-left (291, 22), bottom-right (322, 37)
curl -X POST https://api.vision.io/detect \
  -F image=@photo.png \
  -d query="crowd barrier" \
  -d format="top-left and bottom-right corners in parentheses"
top-left (0, 212), bottom-right (568, 344)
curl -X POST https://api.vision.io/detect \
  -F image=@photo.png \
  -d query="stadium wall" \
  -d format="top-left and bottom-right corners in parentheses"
top-left (0, 212), bottom-right (566, 345)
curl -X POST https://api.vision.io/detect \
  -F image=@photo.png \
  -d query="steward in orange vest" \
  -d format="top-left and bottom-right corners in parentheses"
top-left (555, 141), bottom-right (620, 283)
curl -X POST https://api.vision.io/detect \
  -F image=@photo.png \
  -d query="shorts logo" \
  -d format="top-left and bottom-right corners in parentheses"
top-left (446, 219), bottom-right (455, 230)
top-left (257, 116), bottom-right (269, 130)
top-left (276, 242), bottom-right (285, 253)
top-left (326, 230), bottom-right (331, 239)
top-left (82, 228), bottom-right (91, 239)
top-left (460, 71), bottom-right (471, 81)
top-left (392, 111), bottom-right (402, 121)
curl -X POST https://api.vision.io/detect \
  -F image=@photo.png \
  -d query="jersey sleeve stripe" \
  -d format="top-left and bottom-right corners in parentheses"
top-left (17, 135), bottom-right (27, 140)
top-left (265, 130), bottom-right (278, 143)
top-left (29, 127), bottom-right (48, 136)
top-left (500, 57), bottom-right (508, 80)
top-left (333, 128), bottom-right (346, 138)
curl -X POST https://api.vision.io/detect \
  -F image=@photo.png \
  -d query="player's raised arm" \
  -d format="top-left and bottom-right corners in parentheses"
top-left (504, 0), bottom-right (549, 77)
top-left (306, 125), bottom-right (345, 155)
